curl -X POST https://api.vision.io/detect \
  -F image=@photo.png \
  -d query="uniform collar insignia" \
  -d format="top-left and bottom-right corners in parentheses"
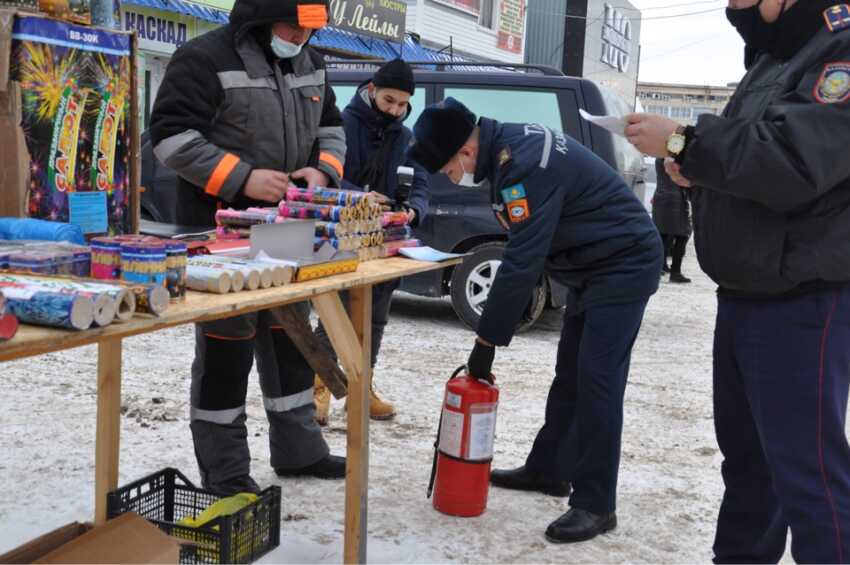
top-left (824, 4), bottom-right (850, 32)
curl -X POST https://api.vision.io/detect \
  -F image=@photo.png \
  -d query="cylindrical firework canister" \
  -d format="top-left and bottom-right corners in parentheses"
top-left (128, 284), bottom-right (170, 316)
top-left (382, 211), bottom-right (409, 227)
top-left (189, 257), bottom-right (259, 291)
top-left (91, 237), bottom-right (123, 280)
top-left (1, 286), bottom-right (95, 330)
top-left (383, 225), bottom-right (413, 242)
top-left (215, 208), bottom-right (278, 227)
top-left (285, 186), bottom-right (348, 206)
top-left (186, 265), bottom-right (232, 294)
top-left (0, 273), bottom-right (135, 322)
top-left (382, 238), bottom-right (422, 257)
top-left (0, 310), bottom-right (18, 341)
top-left (165, 241), bottom-right (188, 302)
top-left (277, 201), bottom-right (345, 222)
top-left (121, 242), bottom-right (167, 286)
top-left (66, 245), bottom-right (92, 277)
top-left (316, 221), bottom-right (347, 239)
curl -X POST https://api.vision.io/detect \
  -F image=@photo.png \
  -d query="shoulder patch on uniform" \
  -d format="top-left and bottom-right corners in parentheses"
top-left (814, 62), bottom-right (850, 103)
top-left (824, 4), bottom-right (850, 33)
top-left (498, 146), bottom-right (512, 168)
top-left (507, 199), bottom-right (530, 223)
top-left (501, 184), bottom-right (526, 204)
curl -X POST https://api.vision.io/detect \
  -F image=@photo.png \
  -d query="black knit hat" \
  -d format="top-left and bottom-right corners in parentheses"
top-left (408, 97), bottom-right (477, 174)
top-left (372, 59), bottom-right (415, 95)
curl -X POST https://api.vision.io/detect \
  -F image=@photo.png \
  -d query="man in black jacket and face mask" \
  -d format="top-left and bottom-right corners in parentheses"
top-left (625, 1), bottom-right (850, 562)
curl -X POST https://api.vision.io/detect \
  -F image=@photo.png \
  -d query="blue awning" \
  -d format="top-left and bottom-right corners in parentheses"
top-left (310, 26), bottom-right (477, 67)
top-left (122, 0), bottom-right (230, 24)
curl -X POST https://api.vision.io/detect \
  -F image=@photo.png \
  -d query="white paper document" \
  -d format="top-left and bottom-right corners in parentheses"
top-left (398, 246), bottom-right (468, 262)
top-left (579, 108), bottom-right (628, 138)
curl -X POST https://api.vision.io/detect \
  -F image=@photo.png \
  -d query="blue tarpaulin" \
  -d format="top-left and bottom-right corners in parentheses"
top-left (123, 0), bottom-right (230, 24)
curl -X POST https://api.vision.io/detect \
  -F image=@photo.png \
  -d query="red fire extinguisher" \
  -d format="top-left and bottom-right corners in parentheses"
top-left (428, 365), bottom-right (500, 517)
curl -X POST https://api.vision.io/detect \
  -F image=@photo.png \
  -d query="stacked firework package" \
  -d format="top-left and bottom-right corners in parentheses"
top-left (0, 9), bottom-right (139, 237)
top-left (216, 185), bottom-right (421, 262)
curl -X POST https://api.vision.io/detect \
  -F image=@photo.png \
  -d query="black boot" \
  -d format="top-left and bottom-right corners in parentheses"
top-left (490, 466), bottom-right (570, 497)
top-left (670, 272), bottom-right (691, 283)
top-left (545, 508), bottom-right (617, 543)
top-left (204, 474), bottom-right (262, 497)
top-left (276, 454), bottom-right (346, 479)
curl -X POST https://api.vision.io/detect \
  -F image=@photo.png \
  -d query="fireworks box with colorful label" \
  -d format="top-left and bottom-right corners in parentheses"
top-left (0, 12), bottom-right (140, 237)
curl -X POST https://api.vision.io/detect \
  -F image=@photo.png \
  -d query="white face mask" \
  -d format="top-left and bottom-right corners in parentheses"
top-left (456, 154), bottom-right (483, 187)
top-left (271, 35), bottom-right (303, 59)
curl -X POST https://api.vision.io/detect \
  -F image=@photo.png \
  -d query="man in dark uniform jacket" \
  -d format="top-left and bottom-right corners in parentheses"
top-left (409, 98), bottom-right (663, 543)
top-left (626, 0), bottom-right (850, 561)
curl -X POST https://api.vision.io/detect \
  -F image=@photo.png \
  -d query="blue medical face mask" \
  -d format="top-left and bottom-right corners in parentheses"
top-left (271, 35), bottom-right (303, 59)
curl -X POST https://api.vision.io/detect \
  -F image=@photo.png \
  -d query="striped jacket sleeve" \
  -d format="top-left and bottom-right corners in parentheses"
top-left (149, 45), bottom-right (252, 203)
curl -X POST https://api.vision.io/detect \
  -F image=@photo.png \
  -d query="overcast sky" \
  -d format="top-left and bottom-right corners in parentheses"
top-left (629, 0), bottom-right (747, 86)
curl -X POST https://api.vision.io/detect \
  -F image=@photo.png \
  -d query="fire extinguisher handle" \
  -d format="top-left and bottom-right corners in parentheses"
top-left (451, 365), bottom-right (466, 379)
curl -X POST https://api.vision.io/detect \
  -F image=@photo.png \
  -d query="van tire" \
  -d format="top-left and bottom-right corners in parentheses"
top-left (449, 241), bottom-right (547, 333)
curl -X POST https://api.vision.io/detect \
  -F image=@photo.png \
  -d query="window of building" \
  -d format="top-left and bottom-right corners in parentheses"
top-left (443, 87), bottom-right (563, 132)
top-left (331, 85), bottom-right (428, 126)
top-left (479, 0), bottom-right (495, 29)
top-left (692, 107), bottom-right (716, 118)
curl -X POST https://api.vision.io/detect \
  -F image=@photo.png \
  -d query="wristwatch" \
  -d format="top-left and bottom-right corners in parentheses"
top-left (666, 126), bottom-right (687, 158)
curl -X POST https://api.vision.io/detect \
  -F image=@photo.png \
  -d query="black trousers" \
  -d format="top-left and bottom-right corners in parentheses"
top-left (662, 234), bottom-right (689, 274)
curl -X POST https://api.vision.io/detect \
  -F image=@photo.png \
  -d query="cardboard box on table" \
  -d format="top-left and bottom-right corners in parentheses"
top-left (0, 9), bottom-right (140, 235)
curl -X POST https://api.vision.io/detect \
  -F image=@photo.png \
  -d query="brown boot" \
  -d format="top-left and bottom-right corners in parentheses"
top-left (314, 375), bottom-right (331, 426)
top-left (369, 386), bottom-right (395, 421)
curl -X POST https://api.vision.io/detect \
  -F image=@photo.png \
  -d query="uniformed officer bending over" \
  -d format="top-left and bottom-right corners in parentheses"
top-left (408, 98), bottom-right (663, 543)
top-left (626, 0), bottom-right (850, 561)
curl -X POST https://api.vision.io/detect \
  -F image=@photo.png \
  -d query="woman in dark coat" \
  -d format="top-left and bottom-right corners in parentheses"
top-left (652, 158), bottom-right (692, 283)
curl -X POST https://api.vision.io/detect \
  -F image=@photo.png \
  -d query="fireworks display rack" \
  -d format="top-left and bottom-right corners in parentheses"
top-left (0, 10), bottom-right (141, 235)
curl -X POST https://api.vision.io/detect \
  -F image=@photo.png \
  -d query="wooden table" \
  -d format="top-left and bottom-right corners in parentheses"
top-left (0, 257), bottom-right (457, 563)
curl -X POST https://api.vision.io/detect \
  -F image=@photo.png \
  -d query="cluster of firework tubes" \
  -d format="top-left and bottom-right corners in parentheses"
top-left (215, 186), bottom-right (421, 260)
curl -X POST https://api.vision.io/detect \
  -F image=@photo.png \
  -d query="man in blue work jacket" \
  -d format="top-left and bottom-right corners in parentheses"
top-left (409, 98), bottom-right (663, 543)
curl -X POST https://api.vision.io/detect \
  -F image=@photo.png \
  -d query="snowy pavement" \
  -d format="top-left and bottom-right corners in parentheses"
top-left (0, 249), bottom-right (737, 562)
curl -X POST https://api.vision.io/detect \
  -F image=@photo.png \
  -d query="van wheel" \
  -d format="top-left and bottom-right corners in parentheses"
top-left (449, 242), bottom-right (547, 333)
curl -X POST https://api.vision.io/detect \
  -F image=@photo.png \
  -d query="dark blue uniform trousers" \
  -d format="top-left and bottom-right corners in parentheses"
top-left (525, 298), bottom-right (649, 514)
top-left (713, 286), bottom-right (850, 564)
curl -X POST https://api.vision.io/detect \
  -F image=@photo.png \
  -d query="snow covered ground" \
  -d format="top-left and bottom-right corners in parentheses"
top-left (0, 249), bottom-right (732, 562)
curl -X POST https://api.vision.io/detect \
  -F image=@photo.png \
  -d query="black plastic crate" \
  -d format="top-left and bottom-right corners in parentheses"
top-left (107, 468), bottom-right (281, 564)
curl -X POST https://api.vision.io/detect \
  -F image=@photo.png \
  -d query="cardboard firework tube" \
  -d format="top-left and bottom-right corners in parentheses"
top-left (216, 208), bottom-right (278, 227)
top-left (274, 265), bottom-right (294, 286)
top-left (194, 256), bottom-right (274, 289)
top-left (0, 274), bottom-right (135, 323)
top-left (382, 211), bottom-right (409, 227)
top-left (316, 221), bottom-right (348, 239)
top-left (0, 312), bottom-right (18, 342)
top-left (0, 290), bottom-right (15, 342)
top-left (189, 258), bottom-right (259, 291)
top-left (2, 287), bottom-right (95, 330)
top-left (285, 186), bottom-right (348, 206)
top-left (186, 265), bottom-right (232, 294)
top-left (127, 284), bottom-right (170, 317)
top-left (277, 201), bottom-right (346, 222)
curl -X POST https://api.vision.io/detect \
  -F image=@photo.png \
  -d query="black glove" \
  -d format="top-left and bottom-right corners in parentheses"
top-left (467, 340), bottom-right (495, 383)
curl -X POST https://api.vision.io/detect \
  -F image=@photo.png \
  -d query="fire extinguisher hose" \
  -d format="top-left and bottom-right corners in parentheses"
top-left (427, 365), bottom-right (494, 498)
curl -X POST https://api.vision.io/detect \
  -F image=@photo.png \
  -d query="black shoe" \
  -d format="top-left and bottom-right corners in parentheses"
top-left (670, 272), bottom-right (691, 283)
top-left (490, 466), bottom-right (570, 497)
top-left (204, 474), bottom-right (262, 497)
top-left (545, 508), bottom-right (617, 544)
top-left (276, 454), bottom-right (346, 479)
